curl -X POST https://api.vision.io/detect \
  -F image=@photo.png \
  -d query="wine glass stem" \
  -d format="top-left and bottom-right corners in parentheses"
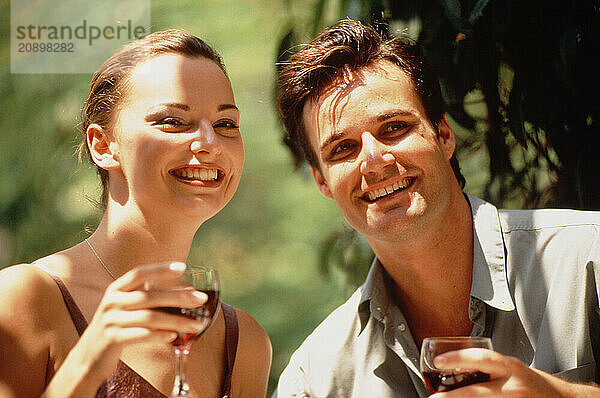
top-left (171, 343), bottom-right (192, 398)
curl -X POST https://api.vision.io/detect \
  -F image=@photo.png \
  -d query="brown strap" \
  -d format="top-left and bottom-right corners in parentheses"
top-left (220, 302), bottom-right (239, 398)
top-left (41, 269), bottom-right (89, 336)
top-left (38, 266), bottom-right (238, 397)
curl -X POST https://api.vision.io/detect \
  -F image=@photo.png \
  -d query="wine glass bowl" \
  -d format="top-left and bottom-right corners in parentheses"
top-left (420, 336), bottom-right (493, 393)
top-left (158, 266), bottom-right (220, 398)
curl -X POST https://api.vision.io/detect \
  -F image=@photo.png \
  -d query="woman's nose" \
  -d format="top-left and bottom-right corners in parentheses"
top-left (190, 119), bottom-right (221, 155)
top-left (358, 132), bottom-right (395, 175)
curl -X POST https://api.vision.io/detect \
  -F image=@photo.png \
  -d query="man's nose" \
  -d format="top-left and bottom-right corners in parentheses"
top-left (190, 119), bottom-right (222, 156)
top-left (358, 132), bottom-right (395, 175)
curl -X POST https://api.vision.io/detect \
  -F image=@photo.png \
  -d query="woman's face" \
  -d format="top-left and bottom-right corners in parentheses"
top-left (107, 54), bottom-right (244, 222)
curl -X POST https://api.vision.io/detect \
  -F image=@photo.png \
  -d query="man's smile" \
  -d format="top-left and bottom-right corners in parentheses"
top-left (361, 177), bottom-right (415, 202)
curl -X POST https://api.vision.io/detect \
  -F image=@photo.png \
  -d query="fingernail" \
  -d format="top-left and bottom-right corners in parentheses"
top-left (169, 262), bottom-right (186, 271)
top-left (192, 291), bottom-right (207, 301)
top-left (434, 355), bottom-right (447, 367)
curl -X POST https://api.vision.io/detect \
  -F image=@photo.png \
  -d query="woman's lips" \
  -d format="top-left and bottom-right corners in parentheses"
top-left (169, 166), bottom-right (224, 185)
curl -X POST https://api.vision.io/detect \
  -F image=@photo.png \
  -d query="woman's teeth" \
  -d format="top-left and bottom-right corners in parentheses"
top-left (367, 179), bottom-right (410, 201)
top-left (174, 168), bottom-right (218, 181)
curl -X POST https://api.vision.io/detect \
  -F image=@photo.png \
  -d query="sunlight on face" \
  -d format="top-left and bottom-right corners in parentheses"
top-left (303, 61), bottom-right (456, 242)
top-left (108, 54), bottom-right (244, 223)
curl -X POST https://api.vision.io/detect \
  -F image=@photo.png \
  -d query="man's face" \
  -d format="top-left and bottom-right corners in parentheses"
top-left (303, 60), bottom-right (458, 243)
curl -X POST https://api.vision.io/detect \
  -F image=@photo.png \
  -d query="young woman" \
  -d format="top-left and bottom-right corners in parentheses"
top-left (0, 30), bottom-right (271, 397)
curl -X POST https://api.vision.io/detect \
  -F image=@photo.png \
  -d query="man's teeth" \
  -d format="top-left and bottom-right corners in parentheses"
top-left (367, 180), bottom-right (409, 201)
top-left (175, 168), bottom-right (218, 181)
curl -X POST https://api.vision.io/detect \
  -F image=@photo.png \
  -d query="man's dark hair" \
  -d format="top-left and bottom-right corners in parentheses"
top-left (277, 18), bottom-right (465, 188)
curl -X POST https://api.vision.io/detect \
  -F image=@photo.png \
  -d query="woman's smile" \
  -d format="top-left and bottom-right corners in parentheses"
top-left (169, 165), bottom-right (224, 187)
top-left (108, 54), bottom-right (244, 220)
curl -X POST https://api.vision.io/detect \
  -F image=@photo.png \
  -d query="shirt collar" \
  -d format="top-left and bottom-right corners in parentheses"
top-left (358, 195), bottom-right (515, 315)
top-left (467, 194), bottom-right (515, 311)
top-left (358, 258), bottom-right (389, 328)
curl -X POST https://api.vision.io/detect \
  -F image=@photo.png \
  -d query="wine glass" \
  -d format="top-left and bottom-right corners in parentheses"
top-left (158, 266), bottom-right (220, 398)
top-left (420, 336), bottom-right (493, 393)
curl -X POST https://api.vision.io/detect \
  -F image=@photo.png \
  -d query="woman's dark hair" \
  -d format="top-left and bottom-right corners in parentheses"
top-left (277, 19), bottom-right (465, 188)
top-left (79, 30), bottom-right (227, 208)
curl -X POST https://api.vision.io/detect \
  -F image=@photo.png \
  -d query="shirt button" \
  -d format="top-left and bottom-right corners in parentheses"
top-left (398, 323), bottom-right (406, 331)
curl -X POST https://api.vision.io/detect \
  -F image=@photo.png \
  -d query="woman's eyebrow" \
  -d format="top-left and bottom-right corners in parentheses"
top-left (218, 103), bottom-right (239, 112)
top-left (144, 103), bottom-right (190, 121)
top-left (154, 103), bottom-right (190, 111)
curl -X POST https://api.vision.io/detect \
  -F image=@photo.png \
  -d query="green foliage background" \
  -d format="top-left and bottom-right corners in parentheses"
top-left (2, 0), bottom-right (597, 394)
top-left (0, 0), bottom-right (358, 393)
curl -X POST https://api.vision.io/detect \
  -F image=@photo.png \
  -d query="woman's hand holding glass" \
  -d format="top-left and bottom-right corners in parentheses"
top-left (72, 262), bottom-right (208, 385)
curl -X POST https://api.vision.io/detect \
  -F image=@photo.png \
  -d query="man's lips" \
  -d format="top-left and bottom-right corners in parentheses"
top-left (169, 166), bottom-right (224, 184)
top-left (361, 177), bottom-right (415, 202)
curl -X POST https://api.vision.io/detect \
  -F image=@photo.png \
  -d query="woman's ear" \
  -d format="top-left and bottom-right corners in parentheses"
top-left (437, 114), bottom-right (456, 160)
top-left (310, 166), bottom-right (333, 199)
top-left (87, 124), bottom-right (120, 170)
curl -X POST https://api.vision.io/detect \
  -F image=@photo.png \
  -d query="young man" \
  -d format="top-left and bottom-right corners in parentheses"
top-left (273, 19), bottom-right (600, 397)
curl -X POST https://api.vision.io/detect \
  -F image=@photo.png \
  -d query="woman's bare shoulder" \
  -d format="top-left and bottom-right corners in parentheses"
top-left (234, 307), bottom-right (271, 350)
top-left (230, 307), bottom-right (272, 396)
top-left (0, 263), bottom-right (71, 396)
top-left (0, 262), bottom-right (67, 326)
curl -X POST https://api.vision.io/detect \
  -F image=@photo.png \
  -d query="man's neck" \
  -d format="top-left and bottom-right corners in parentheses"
top-left (368, 193), bottom-right (475, 345)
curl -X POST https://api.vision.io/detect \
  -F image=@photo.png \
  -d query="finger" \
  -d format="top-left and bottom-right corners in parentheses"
top-left (102, 309), bottom-right (208, 335)
top-left (111, 262), bottom-right (186, 292)
top-left (106, 288), bottom-right (208, 311)
top-left (103, 326), bottom-right (178, 345)
top-left (429, 380), bottom-right (494, 398)
top-left (433, 348), bottom-right (512, 379)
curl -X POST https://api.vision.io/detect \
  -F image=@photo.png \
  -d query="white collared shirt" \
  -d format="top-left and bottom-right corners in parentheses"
top-left (273, 195), bottom-right (600, 397)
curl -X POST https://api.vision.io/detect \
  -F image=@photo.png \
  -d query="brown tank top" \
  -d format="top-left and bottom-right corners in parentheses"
top-left (46, 272), bottom-right (238, 398)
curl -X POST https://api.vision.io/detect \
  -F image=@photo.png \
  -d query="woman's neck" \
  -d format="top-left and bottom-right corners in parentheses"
top-left (87, 201), bottom-right (202, 278)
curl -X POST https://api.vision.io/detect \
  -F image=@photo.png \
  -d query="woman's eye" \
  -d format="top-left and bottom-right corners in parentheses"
top-left (155, 117), bottom-right (187, 129)
top-left (213, 120), bottom-right (239, 129)
top-left (213, 120), bottom-right (240, 137)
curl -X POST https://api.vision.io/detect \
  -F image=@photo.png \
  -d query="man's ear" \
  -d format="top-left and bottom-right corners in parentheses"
top-left (437, 114), bottom-right (456, 160)
top-left (87, 123), bottom-right (120, 170)
top-left (310, 166), bottom-right (333, 199)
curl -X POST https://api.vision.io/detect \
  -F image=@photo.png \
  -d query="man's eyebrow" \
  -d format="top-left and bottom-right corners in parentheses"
top-left (376, 110), bottom-right (414, 122)
top-left (320, 132), bottom-right (347, 153)
top-left (319, 110), bottom-right (415, 152)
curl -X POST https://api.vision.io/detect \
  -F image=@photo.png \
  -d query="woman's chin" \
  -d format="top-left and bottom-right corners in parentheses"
top-left (174, 197), bottom-right (228, 221)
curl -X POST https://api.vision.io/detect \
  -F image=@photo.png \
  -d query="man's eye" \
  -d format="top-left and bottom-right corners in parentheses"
top-left (381, 121), bottom-right (409, 137)
top-left (330, 141), bottom-right (356, 158)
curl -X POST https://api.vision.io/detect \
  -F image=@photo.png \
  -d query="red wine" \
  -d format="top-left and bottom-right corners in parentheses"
top-left (157, 289), bottom-right (220, 347)
top-left (423, 370), bottom-right (490, 392)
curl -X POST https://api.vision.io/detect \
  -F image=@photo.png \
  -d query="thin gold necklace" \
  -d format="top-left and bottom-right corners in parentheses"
top-left (85, 238), bottom-right (118, 280)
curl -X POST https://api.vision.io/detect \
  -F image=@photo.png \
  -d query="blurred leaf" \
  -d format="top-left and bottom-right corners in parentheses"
top-left (311, 0), bottom-right (327, 35)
